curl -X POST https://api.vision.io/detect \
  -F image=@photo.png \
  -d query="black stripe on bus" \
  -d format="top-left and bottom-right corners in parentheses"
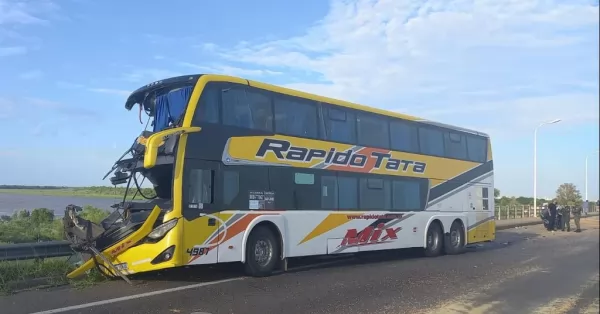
top-left (428, 160), bottom-right (494, 202)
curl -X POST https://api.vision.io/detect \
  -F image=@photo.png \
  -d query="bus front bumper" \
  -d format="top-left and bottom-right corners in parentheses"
top-left (65, 205), bottom-right (178, 279)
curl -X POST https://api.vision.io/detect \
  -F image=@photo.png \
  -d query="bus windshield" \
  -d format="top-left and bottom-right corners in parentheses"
top-left (101, 77), bottom-right (203, 203)
top-left (124, 75), bottom-right (200, 132)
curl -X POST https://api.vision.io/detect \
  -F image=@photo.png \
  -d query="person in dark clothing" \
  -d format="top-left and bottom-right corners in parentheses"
top-left (556, 204), bottom-right (563, 230)
top-left (548, 201), bottom-right (558, 231)
top-left (561, 205), bottom-right (571, 232)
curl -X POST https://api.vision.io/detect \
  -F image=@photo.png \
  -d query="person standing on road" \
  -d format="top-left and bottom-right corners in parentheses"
top-left (561, 205), bottom-right (571, 232)
top-left (572, 205), bottom-right (582, 233)
top-left (583, 200), bottom-right (589, 216)
top-left (548, 201), bottom-right (558, 231)
top-left (556, 204), bottom-right (563, 230)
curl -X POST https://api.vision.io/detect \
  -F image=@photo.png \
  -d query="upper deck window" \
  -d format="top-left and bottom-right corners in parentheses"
top-left (274, 95), bottom-right (319, 139)
top-left (324, 106), bottom-right (356, 143)
top-left (418, 127), bottom-right (445, 157)
top-left (357, 113), bottom-right (390, 149)
top-left (444, 131), bottom-right (467, 160)
top-left (390, 120), bottom-right (419, 153)
top-left (222, 85), bottom-right (273, 132)
top-left (194, 83), bottom-right (219, 124)
top-left (466, 135), bottom-right (487, 163)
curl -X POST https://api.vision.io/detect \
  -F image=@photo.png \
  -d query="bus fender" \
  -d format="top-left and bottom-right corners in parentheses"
top-left (240, 214), bottom-right (286, 264)
top-left (423, 216), bottom-right (443, 248)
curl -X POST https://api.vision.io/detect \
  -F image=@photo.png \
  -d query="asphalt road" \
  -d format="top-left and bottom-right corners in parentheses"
top-left (1, 217), bottom-right (598, 314)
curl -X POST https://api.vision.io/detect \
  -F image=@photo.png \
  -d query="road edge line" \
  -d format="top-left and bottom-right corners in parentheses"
top-left (29, 277), bottom-right (245, 314)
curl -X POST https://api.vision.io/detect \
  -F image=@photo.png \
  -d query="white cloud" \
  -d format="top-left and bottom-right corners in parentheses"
top-left (177, 62), bottom-right (283, 78)
top-left (0, 0), bottom-right (46, 25)
top-left (19, 69), bottom-right (43, 79)
top-left (0, 0), bottom-right (60, 53)
top-left (206, 0), bottom-right (599, 137)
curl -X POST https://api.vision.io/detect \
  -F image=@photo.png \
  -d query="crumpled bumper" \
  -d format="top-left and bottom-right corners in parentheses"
top-left (65, 205), bottom-right (162, 279)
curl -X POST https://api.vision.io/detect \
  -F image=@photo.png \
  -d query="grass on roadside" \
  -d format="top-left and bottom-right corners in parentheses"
top-left (0, 257), bottom-right (106, 294)
top-left (0, 258), bottom-right (73, 293)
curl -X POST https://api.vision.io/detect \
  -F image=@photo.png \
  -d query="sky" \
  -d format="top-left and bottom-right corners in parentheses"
top-left (0, 0), bottom-right (598, 200)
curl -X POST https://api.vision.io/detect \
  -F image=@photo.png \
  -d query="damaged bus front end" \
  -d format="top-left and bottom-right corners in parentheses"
top-left (62, 76), bottom-right (202, 281)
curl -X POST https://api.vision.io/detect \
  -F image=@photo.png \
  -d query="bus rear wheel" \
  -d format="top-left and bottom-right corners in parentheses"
top-left (244, 226), bottom-right (280, 277)
top-left (424, 222), bottom-right (443, 257)
top-left (444, 221), bottom-right (465, 255)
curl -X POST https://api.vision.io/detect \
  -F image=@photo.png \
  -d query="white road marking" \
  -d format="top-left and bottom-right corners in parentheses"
top-left (31, 257), bottom-right (354, 314)
top-left (29, 277), bottom-right (245, 314)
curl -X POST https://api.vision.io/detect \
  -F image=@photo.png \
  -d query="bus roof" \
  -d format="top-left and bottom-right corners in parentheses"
top-left (125, 73), bottom-right (489, 138)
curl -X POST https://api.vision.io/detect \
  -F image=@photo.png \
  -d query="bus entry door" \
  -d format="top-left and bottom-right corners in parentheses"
top-left (181, 159), bottom-right (222, 265)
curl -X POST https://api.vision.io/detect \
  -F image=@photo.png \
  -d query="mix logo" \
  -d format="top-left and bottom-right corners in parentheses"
top-left (339, 223), bottom-right (401, 247)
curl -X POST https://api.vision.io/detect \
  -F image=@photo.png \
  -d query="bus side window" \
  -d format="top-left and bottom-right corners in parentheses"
top-left (418, 127), bottom-right (445, 157)
top-left (223, 166), bottom-right (269, 210)
top-left (338, 176), bottom-right (358, 209)
top-left (391, 180), bottom-right (423, 211)
top-left (444, 131), bottom-right (467, 160)
top-left (357, 113), bottom-right (390, 149)
top-left (193, 82), bottom-right (220, 124)
top-left (390, 120), bottom-right (419, 153)
top-left (482, 187), bottom-right (489, 210)
top-left (292, 172), bottom-right (321, 210)
top-left (359, 178), bottom-right (391, 210)
top-left (223, 170), bottom-right (239, 207)
top-left (187, 169), bottom-right (214, 205)
top-left (268, 168), bottom-right (321, 210)
top-left (273, 95), bottom-right (319, 139)
top-left (222, 85), bottom-right (273, 132)
top-left (324, 106), bottom-right (356, 144)
top-left (466, 135), bottom-right (487, 163)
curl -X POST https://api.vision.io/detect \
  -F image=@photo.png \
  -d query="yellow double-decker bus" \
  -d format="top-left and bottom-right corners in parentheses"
top-left (64, 74), bottom-right (495, 280)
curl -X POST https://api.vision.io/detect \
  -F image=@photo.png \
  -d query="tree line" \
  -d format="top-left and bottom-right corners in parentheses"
top-left (0, 185), bottom-right (156, 198)
top-left (0, 185), bottom-right (68, 190)
top-left (495, 183), bottom-right (596, 207)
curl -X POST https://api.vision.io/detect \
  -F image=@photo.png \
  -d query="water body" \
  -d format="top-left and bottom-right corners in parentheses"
top-left (0, 193), bottom-right (120, 217)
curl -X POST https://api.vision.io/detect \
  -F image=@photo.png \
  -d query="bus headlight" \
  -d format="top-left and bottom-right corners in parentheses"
top-left (147, 219), bottom-right (178, 240)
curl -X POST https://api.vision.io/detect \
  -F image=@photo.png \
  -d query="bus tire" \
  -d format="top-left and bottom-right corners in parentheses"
top-left (444, 220), bottom-right (465, 255)
top-left (424, 222), bottom-right (443, 257)
top-left (244, 226), bottom-right (280, 277)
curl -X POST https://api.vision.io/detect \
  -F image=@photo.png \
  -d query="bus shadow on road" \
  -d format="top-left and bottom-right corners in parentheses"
top-left (126, 263), bottom-right (247, 284)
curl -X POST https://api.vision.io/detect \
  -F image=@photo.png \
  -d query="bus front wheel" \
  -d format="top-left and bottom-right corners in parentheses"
top-left (244, 226), bottom-right (280, 277)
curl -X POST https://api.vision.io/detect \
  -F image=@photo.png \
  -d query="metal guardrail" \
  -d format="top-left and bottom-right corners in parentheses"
top-left (494, 204), bottom-right (598, 220)
top-left (0, 241), bottom-right (72, 262)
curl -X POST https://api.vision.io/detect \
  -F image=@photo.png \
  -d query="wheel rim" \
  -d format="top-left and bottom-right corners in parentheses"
top-left (254, 239), bottom-right (273, 267)
top-left (427, 229), bottom-right (439, 250)
top-left (450, 229), bottom-right (461, 248)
